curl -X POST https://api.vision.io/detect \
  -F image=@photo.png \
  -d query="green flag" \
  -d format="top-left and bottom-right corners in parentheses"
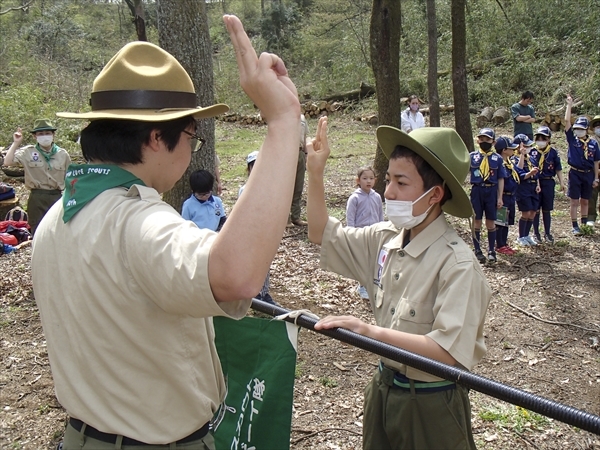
top-left (212, 316), bottom-right (298, 450)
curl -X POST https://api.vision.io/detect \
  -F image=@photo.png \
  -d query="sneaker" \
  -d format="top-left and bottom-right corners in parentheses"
top-left (474, 250), bottom-right (486, 263)
top-left (517, 237), bottom-right (531, 247)
top-left (534, 234), bottom-right (542, 244)
top-left (356, 285), bottom-right (369, 300)
top-left (586, 221), bottom-right (595, 227)
top-left (544, 234), bottom-right (554, 243)
top-left (525, 236), bottom-right (537, 246)
top-left (572, 226), bottom-right (582, 236)
top-left (487, 252), bottom-right (497, 263)
top-left (504, 246), bottom-right (517, 255)
top-left (496, 246), bottom-right (510, 255)
top-left (292, 219), bottom-right (308, 226)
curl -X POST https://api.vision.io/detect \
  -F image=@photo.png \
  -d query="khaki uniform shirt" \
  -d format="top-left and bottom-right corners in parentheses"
top-left (32, 185), bottom-right (251, 444)
top-left (320, 214), bottom-right (491, 382)
top-left (14, 144), bottom-right (71, 190)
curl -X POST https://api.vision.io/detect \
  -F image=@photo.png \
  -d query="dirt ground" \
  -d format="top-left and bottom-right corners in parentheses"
top-left (1, 120), bottom-right (600, 450)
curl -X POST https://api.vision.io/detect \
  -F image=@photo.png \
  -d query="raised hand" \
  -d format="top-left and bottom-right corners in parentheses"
top-left (307, 116), bottom-right (330, 175)
top-left (13, 127), bottom-right (23, 145)
top-left (223, 15), bottom-right (299, 124)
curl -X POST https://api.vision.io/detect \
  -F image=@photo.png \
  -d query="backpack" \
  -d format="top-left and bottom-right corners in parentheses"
top-left (5, 207), bottom-right (28, 223)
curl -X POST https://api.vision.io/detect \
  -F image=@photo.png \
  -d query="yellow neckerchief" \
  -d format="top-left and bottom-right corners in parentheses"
top-left (578, 135), bottom-right (589, 156)
top-left (478, 148), bottom-right (493, 180)
top-left (504, 157), bottom-right (520, 183)
top-left (537, 144), bottom-right (551, 169)
top-left (516, 148), bottom-right (534, 171)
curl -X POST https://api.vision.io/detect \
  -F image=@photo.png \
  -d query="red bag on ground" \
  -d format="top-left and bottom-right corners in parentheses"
top-left (0, 233), bottom-right (18, 246)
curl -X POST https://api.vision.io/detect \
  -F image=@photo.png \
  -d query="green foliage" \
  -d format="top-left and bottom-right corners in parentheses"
top-left (1, 0), bottom-right (599, 143)
top-left (260, 2), bottom-right (302, 53)
top-left (319, 375), bottom-right (338, 388)
top-left (479, 405), bottom-right (550, 433)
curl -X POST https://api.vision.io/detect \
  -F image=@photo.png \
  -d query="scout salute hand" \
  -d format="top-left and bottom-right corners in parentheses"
top-left (223, 15), bottom-right (299, 124)
top-left (13, 127), bottom-right (23, 145)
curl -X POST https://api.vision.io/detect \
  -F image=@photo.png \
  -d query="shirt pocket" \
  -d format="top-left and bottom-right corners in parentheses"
top-left (394, 299), bottom-right (435, 335)
top-left (28, 161), bottom-right (44, 169)
top-left (51, 159), bottom-right (67, 171)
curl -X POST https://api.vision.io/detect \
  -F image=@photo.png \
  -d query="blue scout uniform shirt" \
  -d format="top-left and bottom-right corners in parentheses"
top-left (501, 159), bottom-right (520, 194)
top-left (532, 146), bottom-right (562, 178)
top-left (181, 194), bottom-right (226, 232)
top-left (515, 151), bottom-right (540, 182)
top-left (510, 155), bottom-right (530, 182)
top-left (566, 128), bottom-right (600, 170)
top-left (469, 151), bottom-right (507, 185)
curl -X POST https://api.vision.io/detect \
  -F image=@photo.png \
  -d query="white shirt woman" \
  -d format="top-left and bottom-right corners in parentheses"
top-left (400, 95), bottom-right (426, 133)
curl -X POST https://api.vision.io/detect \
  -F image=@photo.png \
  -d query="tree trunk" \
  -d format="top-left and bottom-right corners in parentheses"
top-left (426, 0), bottom-right (440, 127)
top-left (477, 106), bottom-right (495, 128)
top-left (369, 0), bottom-right (401, 197)
top-left (451, 0), bottom-right (473, 151)
top-left (158, 0), bottom-right (217, 213)
top-left (492, 107), bottom-right (510, 125)
top-left (124, 0), bottom-right (148, 41)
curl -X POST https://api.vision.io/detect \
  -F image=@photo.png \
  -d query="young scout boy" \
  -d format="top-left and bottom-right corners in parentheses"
top-left (31, 15), bottom-right (302, 449)
top-left (531, 126), bottom-right (565, 242)
top-left (308, 118), bottom-right (492, 450)
top-left (512, 134), bottom-right (541, 246)
top-left (565, 95), bottom-right (600, 235)
top-left (469, 128), bottom-right (507, 263)
top-left (586, 115), bottom-right (600, 225)
top-left (495, 136), bottom-right (520, 255)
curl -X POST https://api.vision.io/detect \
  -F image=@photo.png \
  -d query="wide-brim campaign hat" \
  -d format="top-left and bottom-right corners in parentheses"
top-left (377, 126), bottom-right (473, 218)
top-left (591, 115), bottom-right (600, 128)
top-left (57, 41), bottom-right (229, 121)
top-left (31, 119), bottom-right (57, 133)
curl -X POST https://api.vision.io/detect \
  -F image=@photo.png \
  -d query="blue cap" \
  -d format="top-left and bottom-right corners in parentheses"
top-left (535, 126), bottom-right (551, 138)
top-left (495, 136), bottom-right (518, 152)
top-left (513, 134), bottom-right (534, 147)
top-left (573, 116), bottom-right (589, 129)
top-left (477, 128), bottom-right (495, 140)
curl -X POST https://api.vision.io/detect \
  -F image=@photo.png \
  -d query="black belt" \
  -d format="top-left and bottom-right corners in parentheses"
top-left (526, 180), bottom-right (537, 184)
top-left (540, 177), bottom-right (554, 180)
top-left (69, 418), bottom-right (209, 446)
top-left (503, 192), bottom-right (514, 196)
top-left (473, 183), bottom-right (495, 187)
top-left (569, 166), bottom-right (591, 173)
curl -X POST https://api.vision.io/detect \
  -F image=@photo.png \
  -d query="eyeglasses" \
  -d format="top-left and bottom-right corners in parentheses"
top-left (182, 129), bottom-right (206, 153)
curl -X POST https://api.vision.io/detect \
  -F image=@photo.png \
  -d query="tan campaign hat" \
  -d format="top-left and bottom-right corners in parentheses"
top-left (377, 126), bottom-right (473, 218)
top-left (57, 41), bottom-right (229, 122)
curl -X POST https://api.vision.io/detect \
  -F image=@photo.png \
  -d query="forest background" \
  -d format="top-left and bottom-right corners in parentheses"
top-left (1, 0), bottom-right (599, 152)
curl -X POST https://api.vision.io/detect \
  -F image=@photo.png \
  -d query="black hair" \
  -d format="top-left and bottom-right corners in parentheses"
top-left (389, 145), bottom-right (452, 206)
top-left (521, 91), bottom-right (534, 100)
top-left (189, 169), bottom-right (214, 194)
top-left (80, 116), bottom-right (196, 164)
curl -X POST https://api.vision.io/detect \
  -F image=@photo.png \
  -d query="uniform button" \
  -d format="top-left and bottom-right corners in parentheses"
top-left (410, 309), bottom-right (416, 317)
top-left (450, 241), bottom-right (457, 245)
top-left (391, 308), bottom-right (395, 315)
top-left (398, 250), bottom-right (405, 257)
top-left (394, 273), bottom-right (399, 280)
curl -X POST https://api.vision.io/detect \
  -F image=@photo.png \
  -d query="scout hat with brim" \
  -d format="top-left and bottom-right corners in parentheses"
top-left (57, 41), bottom-right (229, 121)
top-left (31, 119), bottom-right (57, 133)
top-left (591, 115), bottom-right (600, 128)
top-left (376, 126), bottom-right (473, 218)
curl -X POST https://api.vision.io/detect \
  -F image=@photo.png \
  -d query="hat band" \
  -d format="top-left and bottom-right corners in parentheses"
top-left (90, 90), bottom-right (197, 110)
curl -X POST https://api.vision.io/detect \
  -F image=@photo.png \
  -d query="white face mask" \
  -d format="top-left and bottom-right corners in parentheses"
top-left (595, 127), bottom-right (600, 137)
top-left (574, 129), bottom-right (587, 138)
top-left (535, 141), bottom-right (548, 149)
top-left (385, 187), bottom-right (435, 230)
top-left (36, 135), bottom-right (54, 147)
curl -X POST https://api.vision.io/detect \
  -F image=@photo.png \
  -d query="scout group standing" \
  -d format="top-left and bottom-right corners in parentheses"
top-left (469, 92), bottom-right (600, 263)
